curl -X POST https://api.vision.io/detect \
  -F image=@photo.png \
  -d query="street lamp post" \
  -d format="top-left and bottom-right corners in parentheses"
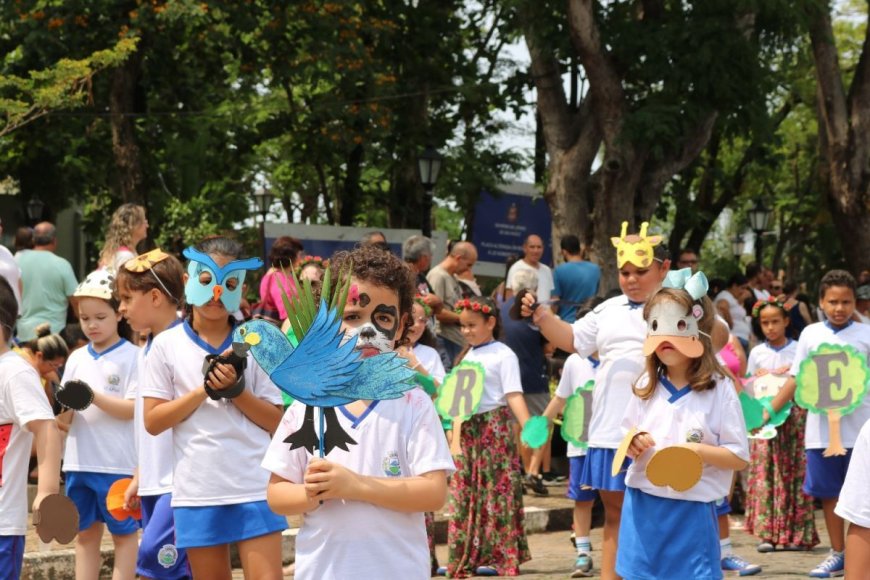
top-left (417, 146), bottom-right (443, 238)
top-left (730, 234), bottom-right (745, 262)
top-left (26, 196), bottom-right (44, 225)
top-left (252, 188), bottom-right (275, 265)
top-left (747, 199), bottom-right (773, 265)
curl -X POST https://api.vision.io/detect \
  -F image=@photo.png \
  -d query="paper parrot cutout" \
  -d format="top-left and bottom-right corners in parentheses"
top-left (234, 265), bottom-right (416, 455)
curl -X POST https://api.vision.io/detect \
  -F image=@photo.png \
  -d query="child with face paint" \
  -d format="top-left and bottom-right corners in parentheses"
top-left (115, 249), bottom-right (192, 580)
top-left (520, 222), bottom-right (671, 580)
top-left (443, 295), bottom-right (534, 578)
top-left (616, 276), bottom-right (750, 580)
top-left (141, 237), bottom-right (286, 579)
top-left (262, 245), bottom-right (455, 580)
top-left (60, 269), bottom-right (139, 580)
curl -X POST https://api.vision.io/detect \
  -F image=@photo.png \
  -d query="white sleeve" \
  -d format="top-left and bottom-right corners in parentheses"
top-left (123, 355), bottom-right (139, 401)
top-left (406, 391), bottom-right (456, 476)
top-left (261, 403), bottom-right (309, 483)
top-left (249, 360), bottom-right (283, 405)
top-left (429, 355), bottom-right (446, 384)
top-left (716, 381), bottom-right (750, 462)
top-left (5, 368), bottom-right (54, 428)
top-left (499, 352), bottom-right (524, 397)
top-left (622, 378), bottom-right (644, 433)
top-left (746, 347), bottom-right (760, 376)
top-left (572, 307), bottom-right (600, 357)
top-left (835, 422), bottom-right (870, 527)
top-left (555, 356), bottom-right (580, 399)
top-left (139, 340), bottom-right (176, 400)
top-left (789, 333), bottom-right (810, 377)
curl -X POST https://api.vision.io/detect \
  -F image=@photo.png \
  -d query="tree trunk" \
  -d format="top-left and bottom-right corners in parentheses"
top-left (109, 55), bottom-right (144, 204)
top-left (339, 144), bottom-right (364, 226)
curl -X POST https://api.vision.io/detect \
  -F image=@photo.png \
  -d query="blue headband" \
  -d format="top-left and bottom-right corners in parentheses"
top-left (182, 247), bottom-right (263, 312)
top-left (663, 268), bottom-right (709, 300)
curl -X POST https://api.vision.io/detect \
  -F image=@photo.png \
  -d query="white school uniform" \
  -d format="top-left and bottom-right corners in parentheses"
top-left (262, 390), bottom-right (455, 580)
top-left (835, 419), bottom-right (870, 527)
top-left (140, 322), bottom-right (283, 507)
top-left (715, 290), bottom-right (751, 341)
top-left (0, 351), bottom-right (55, 534)
top-left (413, 343), bottom-right (445, 383)
top-left (134, 330), bottom-right (178, 496)
top-left (555, 354), bottom-right (599, 458)
top-left (571, 295), bottom-right (647, 448)
top-left (460, 341), bottom-right (523, 414)
top-left (61, 340), bottom-right (138, 475)
top-left (622, 374), bottom-right (750, 502)
top-left (788, 321), bottom-right (870, 449)
top-left (746, 339), bottom-right (797, 377)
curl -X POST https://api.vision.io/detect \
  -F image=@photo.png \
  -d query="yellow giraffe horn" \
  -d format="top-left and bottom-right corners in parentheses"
top-left (639, 222), bottom-right (649, 238)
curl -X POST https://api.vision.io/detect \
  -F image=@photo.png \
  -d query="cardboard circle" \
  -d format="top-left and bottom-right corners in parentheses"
top-left (612, 427), bottom-right (638, 477)
top-left (105, 478), bottom-right (141, 521)
top-left (646, 446), bottom-right (703, 492)
top-left (55, 380), bottom-right (94, 411)
top-left (33, 493), bottom-right (79, 544)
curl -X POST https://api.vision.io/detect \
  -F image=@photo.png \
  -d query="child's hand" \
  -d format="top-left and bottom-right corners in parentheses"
top-left (206, 362), bottom-right (238, 391)
top-left (628, 432), bottom-right (655, 459)
top-left (123, 478), bottom-right (140, 512)
top-left (754, 368), bottom-right (769, 377)
top-left (773, 365), bottom-right (791, 375)
top-left (395, 346), bottom-right (420, 369)
top-left (303, 458), bottom-right (360, 502)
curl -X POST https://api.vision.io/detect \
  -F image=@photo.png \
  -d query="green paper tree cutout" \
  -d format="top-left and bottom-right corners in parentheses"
top-left (561, 380), bottom-right (595, 448)
top-left (740, 392), bottom-right (791, 435)
top-left (521, 415), bottom-right (549, 449)
top-left (435, 361), bottom-right (485, 421)
top-left (796, 343), bottom-right (870, 415)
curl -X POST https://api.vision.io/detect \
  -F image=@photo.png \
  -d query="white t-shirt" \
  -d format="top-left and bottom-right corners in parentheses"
top-left (140, 322), bottom-right (283, 507)
top-left (714, 290), bottom-right (751, 341)
top-left (571, 295), bottom-right (647, 448)
top-left (0, 350), bottom-right (55, 534)
top-left (61, 340), bottom-right (138, 474)
top-left (261, 391), bottom-right (455, 580)
top-left (788, 321), bottom-right (870, 449)
top-left (555, 354), bottom-right (599, 457)
top-left (134, 333), bottom-right (177, 496)
top-left (413, 343), bottom-right (445, 383)
top-left (746, 340), bottom-right (797, 376)
top-left (835, 418), bottom-right (870, 528)
top-left (0, 245), bottom-right (21, 308)
top-left (507, 260), bottom-right (554, 302)
top-left (460, 342), bottom-right (523, 414)
top-left (623, 374), bottom-right (749, 502)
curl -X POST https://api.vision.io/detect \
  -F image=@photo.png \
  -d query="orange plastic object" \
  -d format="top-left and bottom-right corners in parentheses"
top-left (106, 478), bottom-right (141, 521)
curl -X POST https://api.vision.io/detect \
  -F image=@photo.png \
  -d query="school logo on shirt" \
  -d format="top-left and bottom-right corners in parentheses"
top-left (382, 451), bottom-right (402, 477)
top-left (157, 544), bottom-right (178, 568)
top-left (685, 428), bottom-right (704, 443)
top-left (105, 374), bottom-right (122, 394)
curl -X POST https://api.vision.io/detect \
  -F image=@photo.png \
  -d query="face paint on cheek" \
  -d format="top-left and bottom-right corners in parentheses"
top-left (343, 322), bottom-right (394, 354)
top-left (358, 293), bottom-right (371, 308)
top-left (372, 304), bottom-right (399, 340)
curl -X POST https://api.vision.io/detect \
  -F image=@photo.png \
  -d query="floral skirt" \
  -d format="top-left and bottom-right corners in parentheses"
top-left (446, 406), bottom-right (530, 578)
top-left (744, 407), bottom-right (819, 548)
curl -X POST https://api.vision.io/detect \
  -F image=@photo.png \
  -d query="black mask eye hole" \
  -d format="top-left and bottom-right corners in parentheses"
top-left (677, 319), bottom-right (687, 331)
top-left (651, 319), bottom-right (658, 331)
top-left (198, 271), bottom-right (212, 285)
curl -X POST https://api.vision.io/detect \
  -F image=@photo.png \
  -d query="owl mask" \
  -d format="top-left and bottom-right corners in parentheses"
top-left (182, 247), bottom-right (263, 312)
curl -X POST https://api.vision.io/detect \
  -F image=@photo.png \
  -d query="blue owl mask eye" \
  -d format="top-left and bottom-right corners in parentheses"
top-left (182, 247), bottom-right (263, 312)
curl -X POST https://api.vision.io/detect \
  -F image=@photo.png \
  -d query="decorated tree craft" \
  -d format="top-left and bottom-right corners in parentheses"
top-left (521, 416), bottom-right (549, 449)
top-left (795, 343), bottom-right (870, 456)
top-left (739, 391), bottom-right (792, 440)
top-left (435, 361), bottom-right (485, 455)
top-left (561, 380), bottom-right (595, 448)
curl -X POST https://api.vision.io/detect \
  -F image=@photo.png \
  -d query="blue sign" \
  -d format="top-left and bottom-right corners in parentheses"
top-left (472, 190), bottom-right (552, 266)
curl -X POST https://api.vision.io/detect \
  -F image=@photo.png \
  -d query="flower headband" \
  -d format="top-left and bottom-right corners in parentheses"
top-left (295, 256), bottom-right (327, 277)
top-left (454, 298), bottom-right (493, 315)
top-left (751, 296), bottom-right (791, 318)
top-left (414, 295), bottom-right (432, 317)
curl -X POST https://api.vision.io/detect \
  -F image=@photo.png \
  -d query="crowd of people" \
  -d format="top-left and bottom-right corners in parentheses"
top-left (0, 208), bottom-right (869, 580)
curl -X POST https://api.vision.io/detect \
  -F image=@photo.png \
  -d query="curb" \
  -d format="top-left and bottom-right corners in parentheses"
top-left (22, 505), bottom-right (573, 579)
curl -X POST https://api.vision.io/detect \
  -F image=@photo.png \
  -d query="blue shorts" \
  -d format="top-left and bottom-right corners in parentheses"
top-left (0, 536), bottom-right (24, 580)
top-left (804, 448), bottom-right (853, 499)
top-left (617, 488), bottom-right (721, 580)
top-left (138, 494), bottom-right (191, 579)
top-left (173, 501), bottom-right (287, 549)
top-left (580, 447), bottom-right (629, 492)
top-left (65, 471), bottom-right (139, 535)
top-left (716, 498), bottom-right (731, 517)
top-left (568, 456), bottom-right (598, 502)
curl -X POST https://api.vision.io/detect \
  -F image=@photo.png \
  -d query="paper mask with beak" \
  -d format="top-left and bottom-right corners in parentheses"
top-left (183, 247), bottom-right (263, 312)
top-left (643, 300), bottom-right (705, 358)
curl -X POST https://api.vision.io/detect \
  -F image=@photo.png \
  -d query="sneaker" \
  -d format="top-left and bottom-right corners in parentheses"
top-left (808, 550), bottom-right (845, 578)
top-left (756, 542), bottom-right (775, 553)
top-left (524, 474), bottom-right (549, 496)
top-left (570, 553), bottom-right (593, 578)
top-left (542, 471), bottom-right (567, 485)
top-left (721, 555), bottom-right (762, 576)
top-left (475, 565), bottom-right (499, 576)
top-left (435, 565), bottom-right (447, 576)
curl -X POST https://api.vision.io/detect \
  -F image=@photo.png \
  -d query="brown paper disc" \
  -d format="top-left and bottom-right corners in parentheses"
top-left (612, 427), bottom-right (638, 477)
top-left (646, 446), bottom-right (703, 492)
top-left (33, 493), bottom-right (79, 544)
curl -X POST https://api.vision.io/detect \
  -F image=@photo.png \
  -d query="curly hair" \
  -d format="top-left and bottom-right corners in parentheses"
top-left (819, 269), bottom-right (856, 299)
top-left (328, 245), bottom-right (415, 345)
top-left (100, 203), bottom-right (146, 268)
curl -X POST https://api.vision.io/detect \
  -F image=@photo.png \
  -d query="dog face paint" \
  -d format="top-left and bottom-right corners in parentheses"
top-left (341, 280), bottom-right (404, 356)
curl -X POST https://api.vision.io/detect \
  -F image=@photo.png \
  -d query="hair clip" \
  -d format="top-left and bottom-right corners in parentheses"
top-left (692, 304), bottom-right (703, 319)
top-left (124, 249), bottom-right (170, 273)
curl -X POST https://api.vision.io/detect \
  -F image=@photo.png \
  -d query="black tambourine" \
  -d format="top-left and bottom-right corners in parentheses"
top-left (55, 380), bottom-right (94, 411)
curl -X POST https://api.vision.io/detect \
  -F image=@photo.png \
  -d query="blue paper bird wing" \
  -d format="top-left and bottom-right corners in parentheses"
top-left (350, 351), bottom-right (418, 400)
top-left (269, 303), bottom-right (363, 406)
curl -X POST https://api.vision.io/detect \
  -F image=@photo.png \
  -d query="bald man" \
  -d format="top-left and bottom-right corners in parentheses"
top-left (426, 241), bottom-right (477, 369)
top-left (505, 234), bottom-right (554, 302)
